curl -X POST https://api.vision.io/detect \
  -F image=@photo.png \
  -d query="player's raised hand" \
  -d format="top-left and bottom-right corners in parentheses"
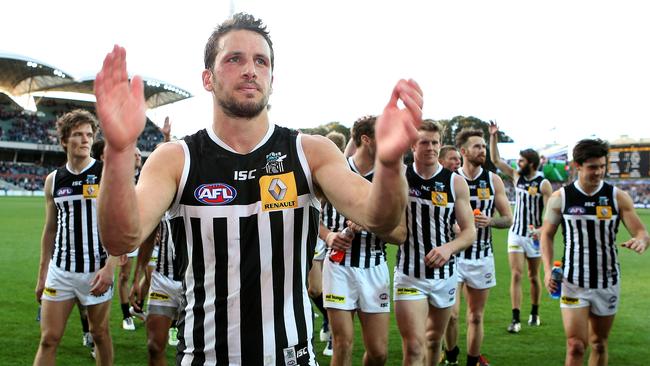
top-left (94, 45), bottom-right (146, 152)
top-left (375, 79), bottom-right (423, 166)
top-left (488, 120), bottom-right (499, 136)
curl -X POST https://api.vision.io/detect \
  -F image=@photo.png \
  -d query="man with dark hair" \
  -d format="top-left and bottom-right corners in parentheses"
top-left (439, 145), bottom-right (461, 171)
top-left (489, 122), bottom-right (552, 333)
top-left (94, 12), bottom-right (422, 365)
top-left (541, 138), bottom-right (648, 366)
top-left (34, 110), bottom-right (118, 365)
top-left (394, 120), bottom-right (475, 365)
top-left (321, 115), bottom-right (393, 365)
top-left (443, 128), bottom-right (512, 366)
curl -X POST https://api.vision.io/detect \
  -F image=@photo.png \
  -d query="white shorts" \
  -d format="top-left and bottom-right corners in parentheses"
top-left (313, 238), bottom-right (326, 262)
top-left (507, 232), bottom-right (541, 258)
top-left (127, 248), bottom-right (139, 258)
top-left (393, 271), bottom-right (458, 308)
top-left (147, 271), bottom-right (183, 316)
top-left (42, 263), bottom-right (113, 306)
top-left (322, 260), bottom-right (390, 313)
top-left (560, 280), bottom-right (620, 316)
top-left (149, 245), bottom-right (159, 268)
top-left (457, 255), bottom-right (496, 290)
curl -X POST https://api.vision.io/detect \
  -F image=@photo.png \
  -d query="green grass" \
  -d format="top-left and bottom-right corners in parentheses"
top-left (1, 196), bottom-right (649, 365)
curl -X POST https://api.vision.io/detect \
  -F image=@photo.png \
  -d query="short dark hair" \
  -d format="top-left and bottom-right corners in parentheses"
top-left (520, 148), bottom-right (540, 169)
top-left (56, 109), bottom-right (99, 152)
top-left (204, 13), bottom-right (274, 71)
top-left (573, 138), bottom-right (609, 165)
top-left (455, 128), bottom-right (483, 149)
top-left (352, 115), bottom-right (377, 147)
top-left (91, 139), bottom-right (105, 160)
top-left (439, 145), bottom-right (458, 160)
top-left (419, 119), bottom-right (444, 140)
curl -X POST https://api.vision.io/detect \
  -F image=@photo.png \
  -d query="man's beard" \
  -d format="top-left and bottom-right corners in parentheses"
top-left (519, 164), bottom-right (532, 176)
top-left (218, 94), bottom-right (268, 119)
top-left (468, 155), bottom-right (485, 166)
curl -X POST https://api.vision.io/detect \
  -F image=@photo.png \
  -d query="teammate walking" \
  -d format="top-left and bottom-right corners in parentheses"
top-left (489, 122), bottom-right (552, 332)
top-left (541, 138), bottom-right (648, 366)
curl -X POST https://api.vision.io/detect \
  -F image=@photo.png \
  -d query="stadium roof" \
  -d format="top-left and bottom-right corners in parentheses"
top-left (0, 52), bottom-right (192, 109)
top-left (0, 52), bottom-right (75, 96)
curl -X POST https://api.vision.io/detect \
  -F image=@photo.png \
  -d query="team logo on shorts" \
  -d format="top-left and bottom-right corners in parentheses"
top-left (396, 288), bottom-right (419, 296)
top-left (596, 205), bottom-right (612, 220)
top-left (561, 296), bottom-right (579, 305)
top-left (609, 296), bottom-right (618, 303)
top-left (149, 292), bottom-right (170, 301)
top-left (379, 293), bottom-right (389, 301)
top-left (43, 287), bottom-right (57, 297)
top-left (260, 173), bottom-right (298, 212)
top-left (194, 183), bottom-right (237, 205)
top-left (325, 294), bottom-right (345, 303)
top-left (448, 288), bottom-right (456, 295)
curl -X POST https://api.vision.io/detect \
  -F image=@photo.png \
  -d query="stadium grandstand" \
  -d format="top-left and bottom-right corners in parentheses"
top-left (0, 52), bottom-right (191, 194)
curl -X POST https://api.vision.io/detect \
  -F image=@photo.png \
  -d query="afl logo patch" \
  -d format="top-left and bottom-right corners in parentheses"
top-left (194, 183), bottom-right (237, 205)
top-left (567, 206), bottom-right (586, 215)
top-left (56, 187), bottom-right (73, 196)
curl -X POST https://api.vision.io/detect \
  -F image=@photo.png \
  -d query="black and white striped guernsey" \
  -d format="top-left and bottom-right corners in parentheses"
top-left (397, 164), bottom-right (457, 279)
top-left (322, 156), bottom-right (387, 268)
top-left (457, 167), bottom-right (496, 259)
top-left (510, 172), bottom-right (546, 236)
top-left (156, 214), bottom-right (181, 281)
top-left (168, 124), bottom-right (320, 366)
top-left (560, 181), bottom-right (621, 289)
top-left (51, 159), bottom-right (106, 273)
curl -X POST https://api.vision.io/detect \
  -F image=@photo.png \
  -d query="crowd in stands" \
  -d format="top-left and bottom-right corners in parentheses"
top-left (614, 180), bottom-right (650, 206)
top-left (0, 161), bottom-right (55, 191)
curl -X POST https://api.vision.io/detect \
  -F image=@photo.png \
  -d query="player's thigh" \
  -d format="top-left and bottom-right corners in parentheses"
top-left (465, 286), bottom-right (490, 314)
top-left (327, 308), bottom-right (355, 341)
top-left (427, 305), bottom-right (452, 339)
top-left (87, 299), bottom-right (112, 330)
top-left (147, 313), bottom-right (173, 346)
top-left (561, 306), bottom-right (590, 342)
top-left (357, 311), bottom-right (390, 351)
top-left (508, 252), bottom-right (525, 275)
top-left (40, 298), bottom-right (76, 339)
top-left (588, 313), bottom-right (616, 344)
top-left (394, 298), bottom-right (429, 341)
top-left (526, 257), bottom-right (542, 278)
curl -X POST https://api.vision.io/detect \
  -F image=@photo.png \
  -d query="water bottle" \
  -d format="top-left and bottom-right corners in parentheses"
top-left (330, 227), bottom-right (354, 263)
top-left (550, 260), bottom-right (563, 299)
top-left (529, 225), bottom-right (540, 250)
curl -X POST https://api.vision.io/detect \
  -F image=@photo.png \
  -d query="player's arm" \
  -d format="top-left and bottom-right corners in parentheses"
top-left (305, 79), bottom-right (422, 239)
top-left (488, 174), bottom-right (513, 228)
top-left (426, 175), bottom-right (476, 268)
top-left (532, 178), bottom-right (554, 235)
top-left (35, 172), bottom-right (57, 302)
top-left (617, 189), bottom-right (649, 254)
top-left (488, 121), bottom-right (515, 179)
top-left (130, 224), bottom-right (159, 310)
top-left (541, 190), bottom-right (562, 293)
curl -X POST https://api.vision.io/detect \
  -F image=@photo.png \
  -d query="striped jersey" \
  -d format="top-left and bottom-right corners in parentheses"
top-left (50, 159), bottom-right (106, 273)
top-left (510, 172), bottom-right (546, 236)
top-left (457, 167), bottom-right (496, 259)
top-left (397, 164), bottom-right (457, 279)
top-left (156, 214), bottom-right (180, 281)
top-left (560, 181), bottom-right (621, 289)
top-left (322, 156), bottom-right (387, 268)
top-left (169, 124), bottom-right (320, 366)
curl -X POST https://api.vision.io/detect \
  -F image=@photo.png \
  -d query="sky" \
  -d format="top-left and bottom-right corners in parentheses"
top-left (2, 0), bottom-right (649, 158)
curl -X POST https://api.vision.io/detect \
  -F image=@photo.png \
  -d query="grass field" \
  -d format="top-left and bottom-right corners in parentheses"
top-left (1, 196), bottom-right (648, 365)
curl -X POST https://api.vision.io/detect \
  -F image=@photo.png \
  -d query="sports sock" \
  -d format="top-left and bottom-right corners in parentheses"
top-left (445, 345), bottom-right (459, 363)
top-left (467, 354), bottom-right (479, 366)
top-left (512, 308), bottom-right (520, 322)
top-left (80, 314), bottom-right (89, 333)
top-left (121, 303), bottom-right (130, 319)
top-left (311, 293), bottom-right (329, 324)
top-left (531, 304), bottom-right (539, 316)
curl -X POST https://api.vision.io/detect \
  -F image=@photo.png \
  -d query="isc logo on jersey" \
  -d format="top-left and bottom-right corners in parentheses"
top-left (194, 183), bottom-right (237, 205)
top-left (259, 172), bottom-right (298, 211)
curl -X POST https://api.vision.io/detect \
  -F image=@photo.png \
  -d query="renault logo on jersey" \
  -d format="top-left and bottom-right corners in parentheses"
top-left (194, 183), bottom-right (237, 205)
top-left (260, 172), bottom-right (298, 211)
top-left (268, 178), bottom-right (287, 200)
